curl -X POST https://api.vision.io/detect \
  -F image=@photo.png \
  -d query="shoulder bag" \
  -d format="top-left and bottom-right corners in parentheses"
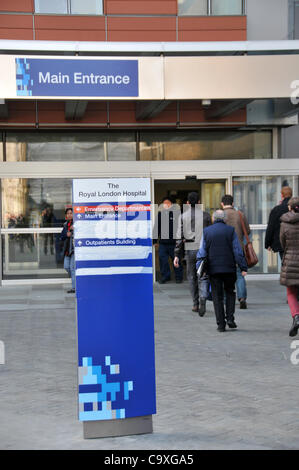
top-left (238, 211), bottom-right (258, 268)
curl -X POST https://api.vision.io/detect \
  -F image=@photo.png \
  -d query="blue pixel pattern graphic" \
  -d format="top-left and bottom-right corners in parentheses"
top-left (16, 58), bottom-right (34, 96)
top-left (78, 356), bottom-right (134, 421)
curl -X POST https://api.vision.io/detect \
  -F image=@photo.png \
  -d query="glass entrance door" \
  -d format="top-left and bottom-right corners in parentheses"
top-left (154, 179), bottom-right (227, 212)
top-left (201, 180), bottom-right (226, 216)
top-left (153, 178), bottom-right (227, 281)
top-left (1, 178), bottom-right (72, 280)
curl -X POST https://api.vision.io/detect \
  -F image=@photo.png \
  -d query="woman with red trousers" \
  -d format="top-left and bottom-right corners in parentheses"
top-left (280, 197), bottom-right (299, 336)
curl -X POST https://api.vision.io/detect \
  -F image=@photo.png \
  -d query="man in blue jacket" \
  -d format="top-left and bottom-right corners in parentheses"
top-left (196, 210), bottom-right (247, 332)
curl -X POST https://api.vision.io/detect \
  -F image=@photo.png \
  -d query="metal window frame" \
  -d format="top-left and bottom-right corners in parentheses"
top-left (209, 0), bottom-right (245, 16)
top-left (34, 0), bottom-right (103, 15)
top-left (178, 0), bottom-right (245, 16)
top-left (34, 0), bottom-right (69, 14)
top-left (69, 0), bottom-right (103, 16)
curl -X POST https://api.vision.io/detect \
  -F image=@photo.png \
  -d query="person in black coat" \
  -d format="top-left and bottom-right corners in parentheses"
top-left (173, 192), bottom-right (211, 315)
top-left (265, 186), bottom-right (292, 260)
top-left (153, 196), bottom-right (183, 284)
top-left (196, 210), bottom-right (247, 332)
top-left (60, 207), bottom-right (75, 293)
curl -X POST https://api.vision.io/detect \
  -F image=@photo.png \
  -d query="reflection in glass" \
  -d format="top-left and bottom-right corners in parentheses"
top-left (71, 0), bottom-right (103, 14)
top-left (249, 230), bottom-right (280, 274)
top-left (2, 178), bottom-right (72, 228)
top-left (212, 0), bottom-right (243, 15)
top-left (233, 176), bottom-right (294, 225)
top-left (35, 0), bottom-right (68, 14)
top-left (1, 233), bottom-right (68, 280)
top-left (139, 131), bottom-right (272, 161)
top-left (178, 0), bottom-right (207, 15)
top-left (201, 181), bottom-right (226, 216)
top-left (108, 142), bottom-right (136, 161)
top-left (6, 133), bottom-right (106, 162)
top-left (5, 132), bottom-right (136, 162)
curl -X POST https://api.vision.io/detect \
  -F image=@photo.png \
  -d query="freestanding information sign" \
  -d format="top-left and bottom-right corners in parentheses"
top-left (73, 178), bottom-right (156, 438)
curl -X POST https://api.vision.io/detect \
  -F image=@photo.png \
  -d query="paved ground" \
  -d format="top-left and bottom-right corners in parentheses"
top-left (0, 279), bottom-right (298, 450)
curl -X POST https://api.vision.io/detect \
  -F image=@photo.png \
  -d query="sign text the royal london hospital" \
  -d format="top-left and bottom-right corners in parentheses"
top-left (73, 178), bottom-right (156, 423)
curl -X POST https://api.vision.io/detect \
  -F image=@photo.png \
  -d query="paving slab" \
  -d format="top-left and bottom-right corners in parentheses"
top-left (0, 280), bottom-right (298, 450)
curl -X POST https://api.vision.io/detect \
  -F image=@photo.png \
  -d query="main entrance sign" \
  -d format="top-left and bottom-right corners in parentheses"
top-left (73, 178), bottom-right (156, 434)
top-left (16, 58), bottom-right (139, 97)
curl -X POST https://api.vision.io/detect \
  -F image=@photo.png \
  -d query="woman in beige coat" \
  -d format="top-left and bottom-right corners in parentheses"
top-left (280, 197), bottom-right (299, 336)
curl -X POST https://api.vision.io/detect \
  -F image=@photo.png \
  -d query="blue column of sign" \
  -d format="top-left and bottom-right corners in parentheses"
top-left (73, 191), bottom-right (156, 422)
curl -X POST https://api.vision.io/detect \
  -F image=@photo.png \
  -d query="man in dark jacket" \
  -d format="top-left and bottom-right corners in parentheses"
top-left (60, 207), bottom-right (75, 293)
top-left (221, 194), bottom-right (250, 309)
top-left (174, 192), bottom-right (211, 315)
top-left (265, 186), bottom-right (292, 260)
top-left (196, 210), bottom-right (247, 332)
top-left (153, 196), bottom-right (183, 284)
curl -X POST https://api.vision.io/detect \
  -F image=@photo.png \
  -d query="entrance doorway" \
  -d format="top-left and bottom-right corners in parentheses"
top-left (153, 178), bottom-right (227, 281)
top-left (154, 178), bottom-right (227, 215)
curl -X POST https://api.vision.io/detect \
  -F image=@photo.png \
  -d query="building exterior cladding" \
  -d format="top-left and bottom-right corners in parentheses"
top-left (0, 0), bottom-right (298, 282)
top-left (0, 1), bottom-right (247, 128)
top-left (0, 1), bottom-right (246, 41)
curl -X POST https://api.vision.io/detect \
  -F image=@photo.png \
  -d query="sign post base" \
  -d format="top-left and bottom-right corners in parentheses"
top-left (83, 415), bottom-right (153, 439)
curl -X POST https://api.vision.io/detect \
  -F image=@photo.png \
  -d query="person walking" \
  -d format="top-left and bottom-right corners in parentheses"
top-left (153, 196), bottom-right (183, 284)
top-left (221, 194), bottom-right (250, 309)
top-left (279, 197), bottom-right (299, 337)
top-left (196, 210), bottom-right (247, 332)
top-left (265, 186), bottom-right (293, 260)
top-left (60, 207), bottom-right (75, 294)
top-left (173, 191), bottom-right (211, 315)
top-left (41, 205), bottom-right (55, 255)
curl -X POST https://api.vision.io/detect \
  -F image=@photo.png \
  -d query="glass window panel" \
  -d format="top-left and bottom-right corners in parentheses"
top-left (71, 0), bottom-right (103, 15)
top-left (139, 131), bottom-right (272, 161)
top-left (178, 0), bottom-right (208, 15)
top-left (211, 0), bottom-right (243, 15)
top-left (2, 178), bottom-right (72, 228)
top-left (5, 133), bottom-right (136, 162)
top-left (35, 0), bottom-right (68, 14)
top-left (233, 176), bottom-right (295, 225)
top-left (108, 142), bottom-right (136, 161)
top-left (0, 135), bottom-right (3, 161)
top-left (1, 233), bottom-right (68, 280)
top-left (295, 4), bottom-right (299, 39)
top-left (248, 230), bottom-right (280, 274)
top-left (6, 133), bottom-right (106, 162)
top-left (201, 181), bottom-right (226, 215)
top-left (105, 133), bottom-right (136, 161)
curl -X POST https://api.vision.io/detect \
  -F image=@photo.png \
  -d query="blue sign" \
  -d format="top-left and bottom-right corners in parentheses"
top-left (73, 178), bottom-right (156, 423)
top-left (16, 58), bottom-right (139, 97)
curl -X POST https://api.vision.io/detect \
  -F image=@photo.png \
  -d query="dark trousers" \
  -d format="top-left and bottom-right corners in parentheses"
top-left (186, 250), bottom-right (209, 306)
top-left (159, 243), bottom-right (183, 281)
top-left (209, 273), bottom-right (237, 328)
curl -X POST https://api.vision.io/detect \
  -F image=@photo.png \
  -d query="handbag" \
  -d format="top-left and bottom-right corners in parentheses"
top-left (238, 211), bottom-right (258, 268)
top-left (197, 258), bottom-right (208, 279)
